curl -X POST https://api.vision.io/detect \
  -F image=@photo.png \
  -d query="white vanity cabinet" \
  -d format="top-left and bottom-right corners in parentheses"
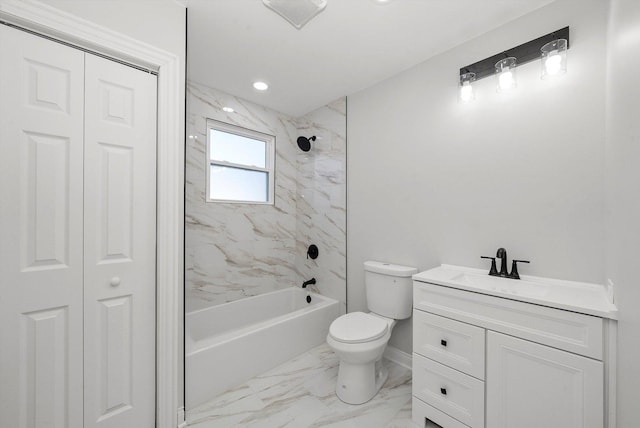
top-left (411, 265), bottom-right (617, 428)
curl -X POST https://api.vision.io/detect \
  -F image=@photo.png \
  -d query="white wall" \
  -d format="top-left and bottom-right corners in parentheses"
top-left (38, 0), bottom-right (188, 410)
top-left (605, 0), bottom-right (640, 425)
top-left (347, 0), bottom-right (608, 353)
top-left (40, 0), bottom-right (186, 62)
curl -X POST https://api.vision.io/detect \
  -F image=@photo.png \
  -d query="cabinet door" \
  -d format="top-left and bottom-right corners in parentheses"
top-left (0, 25), bottom-right (85, 428)
top-left (83, 54), bottom-right (157, 428)
top-left (486, 331), bottom-right (603, 428)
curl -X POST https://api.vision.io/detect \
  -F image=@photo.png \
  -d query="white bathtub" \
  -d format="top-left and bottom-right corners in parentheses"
top-left (186, 287), bottom-right (340, 409)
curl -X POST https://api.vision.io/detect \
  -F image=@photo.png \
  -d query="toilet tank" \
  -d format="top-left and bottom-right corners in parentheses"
top-left (364, 261), bottom-right (418, 320)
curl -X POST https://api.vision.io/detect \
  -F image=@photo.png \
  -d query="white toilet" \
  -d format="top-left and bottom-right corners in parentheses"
top-left (327, 260), bottom-right (417, 404)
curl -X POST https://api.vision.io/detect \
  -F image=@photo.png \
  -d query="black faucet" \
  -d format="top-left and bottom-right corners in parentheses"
top-left (496, 247), bottom-right (509, 276)
top-left (481, 248), bottom-right (530, 279)
top-left (302, 278), bottom-right (316, 288)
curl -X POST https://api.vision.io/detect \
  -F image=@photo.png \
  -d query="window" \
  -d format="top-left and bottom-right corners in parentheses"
top-left (206, 119), bottom-right (275, 204)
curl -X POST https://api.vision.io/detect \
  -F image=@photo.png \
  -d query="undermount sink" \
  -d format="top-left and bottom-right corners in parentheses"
top-left (413, 264), bottom-right (618, 319)
top-left (449, 271), bottom-right (550, 298)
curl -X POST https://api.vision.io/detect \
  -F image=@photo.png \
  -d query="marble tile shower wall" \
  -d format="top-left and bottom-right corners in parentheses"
top-left (186, 82), bottom-right (298, 311)
top-left (186, 81), bottom-right (346, 314)
top-left (295, 98), bottom-right (347, 315)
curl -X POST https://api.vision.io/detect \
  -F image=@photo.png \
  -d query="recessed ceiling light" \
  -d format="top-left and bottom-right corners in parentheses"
top-left (253, 81), bottom-right (269, 91)
top-left (222, 106), bottom-right (235, 113)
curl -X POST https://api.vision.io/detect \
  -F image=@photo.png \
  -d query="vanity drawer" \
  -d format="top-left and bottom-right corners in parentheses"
top-left (413, 353), bottom-right (484, 428)
top-left (414, 281), bottom-right (604, 359)
top-left (413, 396), bottom-right (470, 428)
top-left (413, 310), bottom-right (485, 380)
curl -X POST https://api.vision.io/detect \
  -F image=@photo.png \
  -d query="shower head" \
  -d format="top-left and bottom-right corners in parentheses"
top-left (297, 135), bottom-right (316, 152)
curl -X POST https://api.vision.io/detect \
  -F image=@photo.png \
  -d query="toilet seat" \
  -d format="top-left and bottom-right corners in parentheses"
top-left (329, 312), bottom-right (389, 344)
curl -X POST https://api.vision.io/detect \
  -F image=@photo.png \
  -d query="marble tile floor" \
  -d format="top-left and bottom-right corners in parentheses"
top-left (186, 343), bottom-right (420, 428)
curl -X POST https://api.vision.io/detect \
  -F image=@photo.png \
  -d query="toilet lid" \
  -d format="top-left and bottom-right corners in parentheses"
top-left (329, 312), bottom-right (389, 344)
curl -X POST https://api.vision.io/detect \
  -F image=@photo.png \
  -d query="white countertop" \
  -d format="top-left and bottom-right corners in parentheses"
top-left (413, 264), bottom-right (618, 320)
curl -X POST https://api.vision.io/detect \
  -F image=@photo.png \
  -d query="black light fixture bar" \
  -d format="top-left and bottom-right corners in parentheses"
top-left (459, 27), bottom-right (570, 80)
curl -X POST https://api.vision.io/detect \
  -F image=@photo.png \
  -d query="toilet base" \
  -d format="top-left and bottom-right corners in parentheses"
top-left (335, 358), bottom-right (389, 404)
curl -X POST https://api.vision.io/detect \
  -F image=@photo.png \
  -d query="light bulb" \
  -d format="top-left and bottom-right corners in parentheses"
top-left (460, 81), bottom-right (474, 102)
top-left (541, 39), bottom-right (567, 79)
top-left (459, 72), bottom-right (476, 102)
top-left (495, 57), bottom-right (517, 92)
top-left (498, 71), bottom-right (514, 90)
top-left (544, 53), bottom-right (562, 76)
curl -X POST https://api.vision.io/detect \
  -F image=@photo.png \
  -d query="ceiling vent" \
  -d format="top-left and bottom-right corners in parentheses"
top-left (262, 0), bottom-right (327, 29)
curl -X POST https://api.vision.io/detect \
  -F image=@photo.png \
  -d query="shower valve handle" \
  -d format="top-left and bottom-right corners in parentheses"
top-left (307, 244), bottom-right (319, 260)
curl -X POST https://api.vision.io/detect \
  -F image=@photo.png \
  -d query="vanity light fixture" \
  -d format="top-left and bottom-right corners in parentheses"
top-left (459, 72), bottom-right (476, 102)
top-left (459, 27), bottom-right (569, 97)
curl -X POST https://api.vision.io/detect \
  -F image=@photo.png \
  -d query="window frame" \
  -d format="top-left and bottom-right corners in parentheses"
top-left (205, 118), bottom-right (276, 205)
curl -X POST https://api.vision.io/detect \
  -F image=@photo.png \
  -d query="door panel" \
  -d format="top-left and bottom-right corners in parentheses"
top-left (21, 132), bottom-right (72, 270)
top-left (486, 331), bottom-right (603, 428)
top-left (0, 25), bottom-right (85, 428)
top-left (83, 53), bottom-right (157, 428)
top-left (21, 307), bottom-right (70, 428)
top-left (96, 296), bottom-right (133, 420)
top-left (98, 143), bottom-right (134, 261)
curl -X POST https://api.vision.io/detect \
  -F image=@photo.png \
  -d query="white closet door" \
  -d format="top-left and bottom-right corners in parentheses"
top-left (0, 25), bottom-right (85, 428)
top-left (83, 54), bottom-right (157, 428)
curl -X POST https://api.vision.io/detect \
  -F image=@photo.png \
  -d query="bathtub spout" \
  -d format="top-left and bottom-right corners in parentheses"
top-left (302, 278), bottom-right (316, 288)
top-left (302, 278), bottom-right (319, 294)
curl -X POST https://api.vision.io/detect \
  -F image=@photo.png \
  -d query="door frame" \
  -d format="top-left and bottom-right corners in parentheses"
top-left (0, 1), bottom-right (185, 427)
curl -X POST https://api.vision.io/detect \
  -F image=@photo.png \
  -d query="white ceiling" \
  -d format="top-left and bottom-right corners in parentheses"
top-left (187, 0), bottom-right (554, 117)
